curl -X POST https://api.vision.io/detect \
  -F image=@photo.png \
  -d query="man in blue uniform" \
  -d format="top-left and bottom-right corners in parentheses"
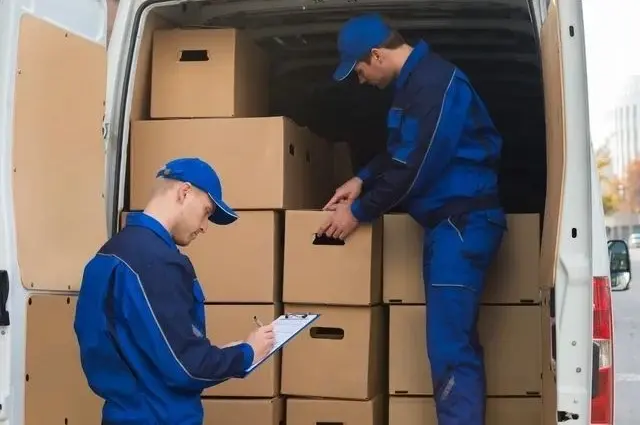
top-left (320, 14), bottom-right (507, 425)
top-left (74, 157), bottom-right (275, 425)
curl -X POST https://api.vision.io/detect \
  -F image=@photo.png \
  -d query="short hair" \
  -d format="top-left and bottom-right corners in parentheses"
top-left (360, 30), bottom-right (407, 64)
top-left (151, 177), bottom-right (181, 196)
top-left (379, 30), bottom-right (406, 49)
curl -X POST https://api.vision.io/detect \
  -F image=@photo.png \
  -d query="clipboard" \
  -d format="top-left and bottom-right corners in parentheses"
top-left (245, 312), bottom-right (320, 373)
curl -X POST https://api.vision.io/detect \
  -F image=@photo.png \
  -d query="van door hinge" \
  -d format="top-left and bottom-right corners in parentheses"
top-left (0, 270), bottom-right (9, 326)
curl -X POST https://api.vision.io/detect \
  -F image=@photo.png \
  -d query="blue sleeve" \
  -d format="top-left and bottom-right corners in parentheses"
top-left (355, 152), bottom-right (389, 186)
top-left (113, 261), bottom-right (254, 391)
top-left (350, 73), bottom-right (472, 223)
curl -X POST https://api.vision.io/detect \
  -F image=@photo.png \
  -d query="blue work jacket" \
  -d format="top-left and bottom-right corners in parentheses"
top-left (350, 40), bottom-right (503, 226)
top-left (73, 212), bottom-right (254, 425)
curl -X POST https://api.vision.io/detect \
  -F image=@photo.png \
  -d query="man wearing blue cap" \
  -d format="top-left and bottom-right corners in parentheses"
top-left (74, 157), bottom-right (275, 425)
top-left (320, 14), bottom-right (507, 425)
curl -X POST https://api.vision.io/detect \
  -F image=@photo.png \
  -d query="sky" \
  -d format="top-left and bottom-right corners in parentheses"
top-left (583, 0), bottom-right (640, 147)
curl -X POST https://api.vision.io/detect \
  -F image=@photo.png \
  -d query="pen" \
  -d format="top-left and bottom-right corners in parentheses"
top-left (253, 315), bottom-right (264, 327)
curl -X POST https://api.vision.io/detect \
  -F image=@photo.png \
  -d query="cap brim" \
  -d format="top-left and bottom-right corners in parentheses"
top-left (208, 195), bottom-right (238, 225)
top-left (333, 59), bottom-right (356, 82)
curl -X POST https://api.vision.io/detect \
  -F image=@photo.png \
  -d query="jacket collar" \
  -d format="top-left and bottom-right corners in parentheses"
top-left (395, 39), bottom-right (429, 91)
top-left (126, 211), bottom-right (177, 250)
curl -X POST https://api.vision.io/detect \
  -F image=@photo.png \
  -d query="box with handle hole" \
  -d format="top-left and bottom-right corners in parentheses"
top-left (282, 210), bottom-right (383, 306)
top-left (280, 304), bottom-right (385, 400)
top-left (150, 28), bottom-right (269, 119)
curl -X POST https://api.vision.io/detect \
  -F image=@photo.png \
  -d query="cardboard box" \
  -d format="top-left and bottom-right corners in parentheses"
top-left (118, 210), bottom-right (130, 230)
top-left (307, 134), bottom-right (336, 204)
top-left (383, 213), bottom-right (541, 305)
top-left (281, 304), bottom-right (385, 399)
top-left (120, 210), bottom-right (283, 303)
top-left (202, 304), bottom-right (281, 397)
top-left (287, 396), bottom-right (384, 425)
top-left (283, 210), bottom-right (382, 305)
top-left (181, 211), bottom-right (283, 303)
top-left (202, 397), bottom-right (283, 425)
top-left (388, 396), bottom-right (541, 425)
top-left (332, 141), bottom-right (354, 187)
top-left (388, 305), bottom-right (541, 396)
top-left (129, 117), bottom-right (333, 210)
top-left (151, 28), bottom-right (268, 119)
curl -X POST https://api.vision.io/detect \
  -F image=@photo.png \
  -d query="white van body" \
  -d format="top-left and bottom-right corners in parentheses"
top-left (0, 0), bottom-right (612, 424)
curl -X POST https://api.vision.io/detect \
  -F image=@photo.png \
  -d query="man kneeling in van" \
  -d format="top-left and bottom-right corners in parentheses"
top-left (74, 157), bottom-right (275, 424)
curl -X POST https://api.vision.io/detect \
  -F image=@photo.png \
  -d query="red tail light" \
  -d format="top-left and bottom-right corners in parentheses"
top-left (591, 276), bottom-right (614, 424)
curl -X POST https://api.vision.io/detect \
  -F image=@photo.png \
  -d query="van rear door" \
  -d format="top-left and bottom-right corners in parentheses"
top-left (0, 0), bottom-right (107, 423)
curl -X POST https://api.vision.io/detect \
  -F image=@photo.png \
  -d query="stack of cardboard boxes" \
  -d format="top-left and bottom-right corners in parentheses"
top-left (126, 26), bottom-right (547, 425)
top-left (280, 211), bottom-right (385, 425)
top-left (127, 27), bottom-right (337, 425)
top-left (383, 213), bottom-right (544, 425)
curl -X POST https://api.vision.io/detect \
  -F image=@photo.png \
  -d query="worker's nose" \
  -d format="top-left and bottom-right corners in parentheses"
top-left (200, 220), bottom-right (209, 234)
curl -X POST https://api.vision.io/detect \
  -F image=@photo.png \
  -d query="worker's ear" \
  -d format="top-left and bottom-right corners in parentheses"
top-left (370, 48), bottom-right (384, 64)
top-left (176, 182), bottom-right (192, 204)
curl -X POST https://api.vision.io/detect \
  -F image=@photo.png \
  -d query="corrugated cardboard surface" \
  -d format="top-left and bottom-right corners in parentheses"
top-left (129, 117), bottom-right (332, 210)
top-left (281, 304), bottom-right (385, 399)
top-left (119, 211), bottom-right (283, 303)
top-left (383, 213), bottom-right (541, 304)
top-left (202, 397), bottom-right (283, 425)
top-left (151, 28), bottom-right (269, 118)
top-left (309, 134), bottom-right (337, 204)
top-left (182, 211), bottom-right (283, 303)
top-left (119, 210), bottom-right (130, 231)
top-left (287, 395), bottom-right (384, 425)
top-left (203, 304), bottom-right (282, 397)
top-left (283, 210), bottom-right (383, 305)
top-left (130, 11), bottom-right (172, 120)
top-left (388, 396), bottom-right (541, 425)
top-left (388, 305), bottom-right (542, 396)
top-left (332, 141), bottom-right (354, 187)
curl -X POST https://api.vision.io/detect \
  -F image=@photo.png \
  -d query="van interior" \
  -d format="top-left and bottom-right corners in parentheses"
top-left (122, 1), bottom-right (560, 423)
top-left (128, 0), bottom-right (550, 214)
top-left (16, 0), bottom-right (566, 423)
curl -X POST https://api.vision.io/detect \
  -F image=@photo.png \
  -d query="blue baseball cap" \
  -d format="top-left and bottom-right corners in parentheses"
top-left (156, 157), bottom-right (238, 225)
top-left (333, 13), bottom-right (392, 82)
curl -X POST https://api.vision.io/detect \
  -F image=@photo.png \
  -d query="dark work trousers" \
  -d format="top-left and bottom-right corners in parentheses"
top-left (422, 208), bottom-right (506, 425)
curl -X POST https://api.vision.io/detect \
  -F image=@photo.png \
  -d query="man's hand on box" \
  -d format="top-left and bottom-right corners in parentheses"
top-left (323, 198), bottom-right (349, 211)
top-left (323, 177), bottom-right (363, 211)
top-left (317, 202), bottom-right (360, 240)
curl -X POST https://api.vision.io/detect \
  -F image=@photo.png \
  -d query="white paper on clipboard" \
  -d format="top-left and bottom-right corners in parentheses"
top-left (245, 313), bottom-right (320, 373)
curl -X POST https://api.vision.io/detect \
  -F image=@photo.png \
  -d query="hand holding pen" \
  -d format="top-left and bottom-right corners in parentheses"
top-left (253, 315), bottom-right (264, 327)
top-left (246, 315), bottom-right (275, 362)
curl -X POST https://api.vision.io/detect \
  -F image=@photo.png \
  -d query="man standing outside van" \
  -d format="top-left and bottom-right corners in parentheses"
top-left (320, 14), bottom-right (507, 425)
top-left (74, 157), bottom-right (275, 425)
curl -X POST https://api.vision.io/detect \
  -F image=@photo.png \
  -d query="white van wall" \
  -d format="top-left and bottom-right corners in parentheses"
top-left (0, 0), bottom-right (109, 424)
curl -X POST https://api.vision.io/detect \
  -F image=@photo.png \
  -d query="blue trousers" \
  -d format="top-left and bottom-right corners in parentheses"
top-left (422, 209), bottom-right (506, 425)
